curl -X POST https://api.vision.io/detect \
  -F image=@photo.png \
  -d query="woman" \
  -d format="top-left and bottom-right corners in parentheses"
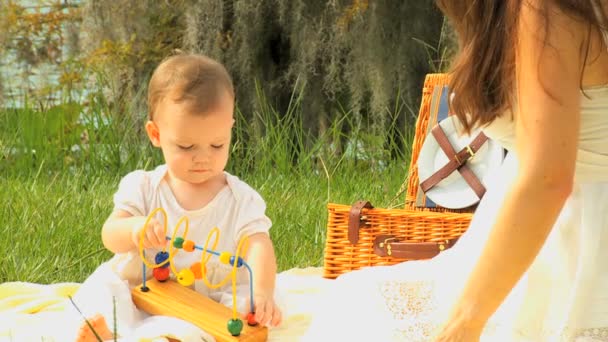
top-left (299, 1), bottom-right (608, 341)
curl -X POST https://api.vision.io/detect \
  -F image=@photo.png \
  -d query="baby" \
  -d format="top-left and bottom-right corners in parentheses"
top-left (77, 52), bottom-right (282, 341)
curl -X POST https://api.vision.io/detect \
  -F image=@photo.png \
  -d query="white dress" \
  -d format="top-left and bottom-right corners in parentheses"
top-left (299, 85), bottom-right (608, 341)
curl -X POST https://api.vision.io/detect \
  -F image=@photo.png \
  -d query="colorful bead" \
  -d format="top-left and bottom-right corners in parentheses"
top-left (219, 252), bottom-right (231, 264)
top-left (229, 256), bottom-right (243, 267)
top-left (183, 240), bottom-right (195, 252)
top-left (172, 237), bottom-right (184, 249)
top-left (190, 262), bottom-right (205, 279)
top-left (227, 318), bottom-right (243, 336)
top-left (177, 269), bottom-right (195, 286)
top-left (154, 251), bottom-right (170, 268)
top-left (246, 312), bottom-right (258, 326)
top-left (153, 267), bottom-right (170, 282)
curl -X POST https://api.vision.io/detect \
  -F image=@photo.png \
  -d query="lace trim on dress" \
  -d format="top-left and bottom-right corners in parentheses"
top-left (377, 278), bottom-right (608, 341)
top-left (574, 328), bottom-right (608, 341)
top-left (379, 280), bottom-right (440, 341)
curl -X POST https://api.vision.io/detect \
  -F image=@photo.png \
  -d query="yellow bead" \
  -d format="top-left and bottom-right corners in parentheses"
top-left (219, 252), bottom-right (232, 264)
top-left (177, 269), bottom-right (195, 286)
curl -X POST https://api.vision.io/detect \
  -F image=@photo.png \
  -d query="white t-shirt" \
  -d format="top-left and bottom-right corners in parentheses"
top-left (107, 164), bottom-right (272, 311)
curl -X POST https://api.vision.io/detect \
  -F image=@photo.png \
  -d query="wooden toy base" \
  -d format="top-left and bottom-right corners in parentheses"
top-left (131, 280), bottom-right (268, 342)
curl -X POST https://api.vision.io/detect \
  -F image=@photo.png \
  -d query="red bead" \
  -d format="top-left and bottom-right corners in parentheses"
top-left (246, 312), bottom-right (258, 326)
top-left (153, 267), bottom-right (170, 282)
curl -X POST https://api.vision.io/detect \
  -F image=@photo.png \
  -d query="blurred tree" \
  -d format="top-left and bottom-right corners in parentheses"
top-left (1, 0), bottom-right (455, 159)
top-left (182, 0), bottom-right (452, 158)
top-left (0, 0), bottom-right (81, 105)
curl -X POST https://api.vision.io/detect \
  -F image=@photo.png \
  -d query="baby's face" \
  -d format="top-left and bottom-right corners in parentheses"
top-left (149, 91), bottom-right (234, 186)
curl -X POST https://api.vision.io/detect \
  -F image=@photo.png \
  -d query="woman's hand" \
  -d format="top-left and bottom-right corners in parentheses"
top-left (434, 313), bottom-right (484, 342)
top-left (435, 304), bottom-right (486, 342)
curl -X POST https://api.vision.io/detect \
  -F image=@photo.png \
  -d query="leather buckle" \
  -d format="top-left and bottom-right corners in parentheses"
top-left (454, 145), bottom-right (476, 166)
top-left (438, 240), bottom-right (450, 252)
top-left (379, 237), bottom-right (397, 256)
top-left (465, 145), bottom-right (476, 159)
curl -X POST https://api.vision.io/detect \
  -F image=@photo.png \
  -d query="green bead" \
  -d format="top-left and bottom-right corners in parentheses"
top-left (227, 318), bottom-right (243, 336)
top-left (173, 237), bottom-right (184, 249)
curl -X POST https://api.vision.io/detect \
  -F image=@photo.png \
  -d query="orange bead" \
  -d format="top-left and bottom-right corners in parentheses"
top-left (190, 262), bottom-right (205, 279)
top-left (183, 240), bottom-right (195, 252)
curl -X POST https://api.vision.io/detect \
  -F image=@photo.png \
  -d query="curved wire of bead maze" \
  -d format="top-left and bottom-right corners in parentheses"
top-left (135, 207), bottom-right (258, 337)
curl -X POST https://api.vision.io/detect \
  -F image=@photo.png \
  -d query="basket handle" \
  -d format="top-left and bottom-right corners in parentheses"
top-left (348, 200), bottom-right (374, 244)
top-left (373, 234), bottom-right (459, 259)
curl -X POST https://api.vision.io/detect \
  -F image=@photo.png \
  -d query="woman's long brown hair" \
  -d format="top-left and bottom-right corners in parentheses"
top-left (435, 0), bottom-right (607, 133)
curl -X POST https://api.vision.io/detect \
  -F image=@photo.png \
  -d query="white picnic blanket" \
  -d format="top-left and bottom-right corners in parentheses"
top-left (0, 266), bottom-right (330, 342)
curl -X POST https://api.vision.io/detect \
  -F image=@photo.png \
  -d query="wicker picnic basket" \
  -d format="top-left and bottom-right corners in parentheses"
top-left (322, 73), bottom-right (477, 279)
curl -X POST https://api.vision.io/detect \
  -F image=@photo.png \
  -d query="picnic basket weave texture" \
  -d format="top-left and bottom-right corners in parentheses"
top-left (323, 73), bottom-right (475, 279)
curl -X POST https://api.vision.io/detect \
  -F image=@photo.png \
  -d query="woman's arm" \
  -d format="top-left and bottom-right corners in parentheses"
top-left (443, 1), bottom-right (584, 331)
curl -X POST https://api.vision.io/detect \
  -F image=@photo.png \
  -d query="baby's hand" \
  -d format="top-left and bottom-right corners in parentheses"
top-left (131, 217), bottom-right (167, 250)
top-left (246, 294), bottom-right (282, 327)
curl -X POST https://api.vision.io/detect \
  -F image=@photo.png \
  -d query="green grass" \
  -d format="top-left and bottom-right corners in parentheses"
top-left (0, 159), bottom-right (409, 283)
top-left (1, 171), bottom-right (115, 283)
top-left (0, 80), bottom-right (415, 284)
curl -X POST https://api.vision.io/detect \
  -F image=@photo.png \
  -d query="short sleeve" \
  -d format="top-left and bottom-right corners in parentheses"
top-left (234, 191), bottom-right (272, 243)
top-left (113, 170), bottom-right (148, 216)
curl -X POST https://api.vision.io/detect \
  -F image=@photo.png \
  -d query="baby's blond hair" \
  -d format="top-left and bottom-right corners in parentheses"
top-left (147, 52), bottom-right (234, 120)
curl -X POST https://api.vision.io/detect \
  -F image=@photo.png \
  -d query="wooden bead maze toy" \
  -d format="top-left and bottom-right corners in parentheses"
top-left (130, 207), bottom-right (268, 342)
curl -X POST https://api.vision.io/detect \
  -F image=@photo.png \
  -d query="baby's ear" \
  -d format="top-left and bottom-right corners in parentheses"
top-left (145, 121), bottom-right (161, 147)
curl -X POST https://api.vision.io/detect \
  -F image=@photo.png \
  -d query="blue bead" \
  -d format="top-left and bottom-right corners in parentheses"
top-left (155, 251), bottom-right (170, 268)
top-left (229, 256), bottom-right (243, 267)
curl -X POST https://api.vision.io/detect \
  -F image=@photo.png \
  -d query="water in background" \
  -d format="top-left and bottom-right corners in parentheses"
top-left (1, 0), bottom-right (84, 107)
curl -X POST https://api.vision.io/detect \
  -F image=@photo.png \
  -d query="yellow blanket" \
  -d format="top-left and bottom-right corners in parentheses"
top-left (0, 281), bottom-right (80, 315)
top-left (0, 281), bottom-right (84, 341)
top-left (0, 267), bottom-right (329, 342)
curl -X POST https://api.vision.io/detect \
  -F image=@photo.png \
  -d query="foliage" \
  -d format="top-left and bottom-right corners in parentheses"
top-left (0, 1), bottom-right (435, 284)
top-left (1, 1), bottom-right (454, 156)
top-left (0, 1), bottom-right (79, 65)
top-left (79, 0), bottom-right (189, 115)
top-left (0, 0), bottom-right (82, 104)
top-left (185, 0), bottom-right (451, 156)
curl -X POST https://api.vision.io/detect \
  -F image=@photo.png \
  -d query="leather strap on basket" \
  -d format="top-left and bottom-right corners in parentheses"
top-left (373, 234), bottom-right (459, 259)
top-left (348, 200), bottom-right (374, 244)
top-left (419, 125), bottom-right (488, 199)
